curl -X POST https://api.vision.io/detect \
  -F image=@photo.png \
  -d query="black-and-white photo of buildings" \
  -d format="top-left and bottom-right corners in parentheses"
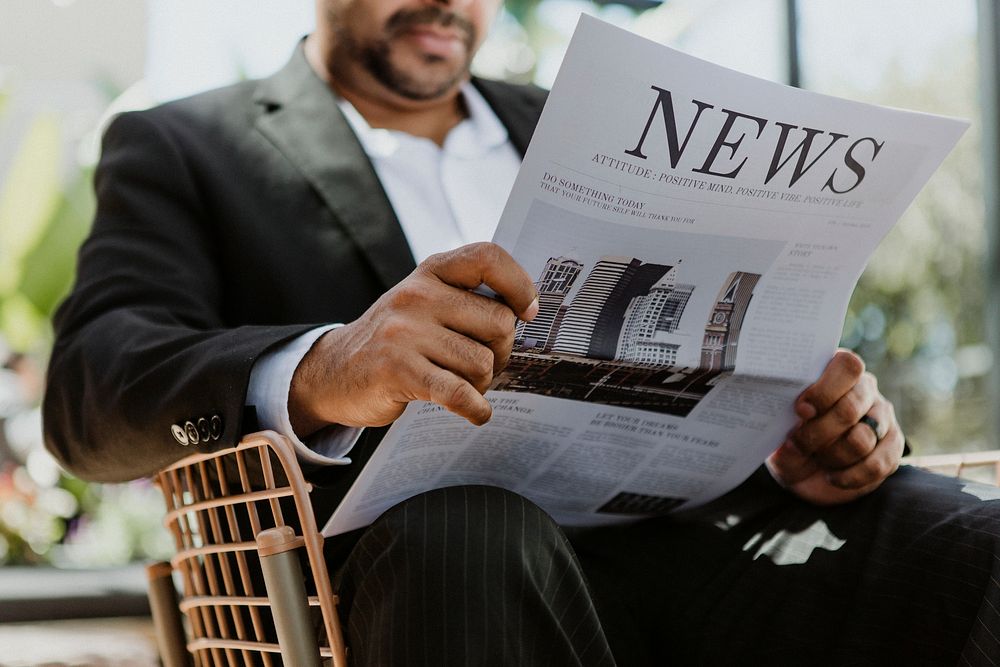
top-left (553, 257), bottom-right (675, 359)
top-left (498, 200), bottom-right (784, 415)
top-left (504, 253), bottom-right (761, 415)
top-left (516, 255), bottom-right (702, 364)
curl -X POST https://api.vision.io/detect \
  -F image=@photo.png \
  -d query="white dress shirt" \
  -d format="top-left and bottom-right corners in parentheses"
top-left (246, 82), bottom-right (523, 464)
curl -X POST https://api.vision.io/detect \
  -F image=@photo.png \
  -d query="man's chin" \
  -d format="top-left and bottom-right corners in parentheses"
top-left (393, 78), bottom-right (466, 102)
top-left (381, 60), bottom-right (469, 101)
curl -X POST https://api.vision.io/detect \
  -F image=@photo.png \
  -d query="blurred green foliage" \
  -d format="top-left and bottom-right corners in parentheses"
top-left (840, 37), bottom-right (990, 454)
top-left (0, 86), bottom-right (133, 567)
top-left (0, 112), bottom-right (94, 353)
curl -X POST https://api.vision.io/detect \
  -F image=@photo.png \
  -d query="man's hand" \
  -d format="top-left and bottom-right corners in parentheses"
top-left (287, 242), bottom-right (538, 436)
top-left (766, 349), bottom-right (905, 506)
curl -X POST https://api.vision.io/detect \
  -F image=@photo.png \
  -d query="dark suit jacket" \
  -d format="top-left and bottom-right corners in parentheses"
top-left (42, 45), bottom-right (547, 494)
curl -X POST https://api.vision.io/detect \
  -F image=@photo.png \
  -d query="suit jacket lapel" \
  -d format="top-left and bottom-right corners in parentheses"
top-left (253, 46), bottom-right (417, 290)
top-left (252, 46), bottom-right (549, 291)
top-left (472, 78), bottom-right (547, 158)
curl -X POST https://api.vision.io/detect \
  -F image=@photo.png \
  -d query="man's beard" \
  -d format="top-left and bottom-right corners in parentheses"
top-left (338, 6), bottom-right (477, 101)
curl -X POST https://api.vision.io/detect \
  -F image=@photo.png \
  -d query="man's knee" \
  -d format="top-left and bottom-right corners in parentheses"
top-left (370, 485), bottom-right (564, 560)
top-left (340, 484), bottom-right (581, 624)
top-left (340, 486), bottom-right (613, 666)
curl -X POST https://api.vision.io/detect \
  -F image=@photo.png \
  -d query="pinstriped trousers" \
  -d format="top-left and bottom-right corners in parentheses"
top-left (334, 467), bottom-right (1000, 666)
top-left (337, 485), bottom-right (615, 666)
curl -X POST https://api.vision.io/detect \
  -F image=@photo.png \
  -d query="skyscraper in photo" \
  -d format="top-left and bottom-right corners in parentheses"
top-left (656, 282), bottom-right (694, 334)
top-left (617, 268), bottom-right (695, 365)
top-left (701, 271), bottom-right (760, 370)
top-left (515, 256), bottom-right (582, 351)
top-left (551, 256), bottom-right (671, 358)
top-left (547, 304), bottom-right (570, 352)
top-left (589, 261), bottom-right (672, 359)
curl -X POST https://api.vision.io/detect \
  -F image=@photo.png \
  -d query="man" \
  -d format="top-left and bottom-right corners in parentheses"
top-left (43, 0), bottom-right (1000, 664)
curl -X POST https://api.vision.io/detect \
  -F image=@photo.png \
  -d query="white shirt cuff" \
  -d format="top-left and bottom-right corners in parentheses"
top-left (247, 324), bottom-right (363, 466)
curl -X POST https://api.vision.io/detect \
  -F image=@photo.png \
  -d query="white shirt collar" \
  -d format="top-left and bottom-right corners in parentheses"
top-left (337, 81), bottom-right (510, 159)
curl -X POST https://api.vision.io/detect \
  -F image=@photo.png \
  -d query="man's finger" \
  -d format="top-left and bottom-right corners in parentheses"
top-left (793, 373), bottom-right (877, 459)
top-left (766, 439), bottom-right (820, 487)
top-left (795, 349), bottom-right (866, 419)
top-left (825, 424), bottom-right (904, 490)
top-left (412, 283), bottom-right (517, 373)
top-left (423, 242), bottom-right (539, 321)
top-left (411, 359), bottom-right (493, 426)
top-left (431, 286), bottom-right (518, 371)
top-left (809, 393), bottom-right (892, 469)
top-left (421, 329), bottom-right (496, 394)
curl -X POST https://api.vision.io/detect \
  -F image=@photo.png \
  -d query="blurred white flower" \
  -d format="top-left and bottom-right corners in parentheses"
top-left (5, 407), bottom-right (43, 458)
top-left (0, 368), bottom-right (27, 418)
top-left (26, 448), bottom-right (62, 488)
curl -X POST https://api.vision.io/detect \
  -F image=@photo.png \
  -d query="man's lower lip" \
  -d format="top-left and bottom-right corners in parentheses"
top-left (402, 30), bottom-right (463, 57)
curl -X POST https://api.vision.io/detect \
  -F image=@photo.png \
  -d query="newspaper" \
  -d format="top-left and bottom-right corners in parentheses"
top-left (322, 16), bottom-right (967, 536)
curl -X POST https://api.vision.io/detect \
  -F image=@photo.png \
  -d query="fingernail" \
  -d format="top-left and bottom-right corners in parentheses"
top-left (524, 297), bottom-right (539, 321)
top-left (795, 401), bottom-right (816, 420)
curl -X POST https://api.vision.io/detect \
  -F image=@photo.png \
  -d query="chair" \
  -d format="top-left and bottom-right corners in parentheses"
top-left (903, 449), bottom-right (1000, 485)
top-left (145, 430), bottom-right (348, 667)
top-left (144, 428), bottom-right (1000, 666)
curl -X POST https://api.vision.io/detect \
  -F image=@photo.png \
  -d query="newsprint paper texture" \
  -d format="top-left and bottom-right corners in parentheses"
top-left (322, 16), bottom-right (968, 536)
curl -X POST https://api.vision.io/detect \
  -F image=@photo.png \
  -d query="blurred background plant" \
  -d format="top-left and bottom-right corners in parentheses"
top-left (0, 70), bottom-right (173, 565)
top-left (0, 0), bottom-right (990, 567)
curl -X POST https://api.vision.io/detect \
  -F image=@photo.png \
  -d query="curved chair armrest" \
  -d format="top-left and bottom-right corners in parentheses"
top-left (151, 430), bottom-right (347, 667)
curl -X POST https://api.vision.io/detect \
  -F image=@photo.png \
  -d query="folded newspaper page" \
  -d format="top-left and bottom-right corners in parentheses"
top-left (322, 15), bottom-right (967, 536)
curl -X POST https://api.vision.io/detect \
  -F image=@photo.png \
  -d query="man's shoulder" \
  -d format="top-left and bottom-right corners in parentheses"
top-left (111, 79), bottom-right (262, 140)
top-left (160, 79), bottom-right (261, 119)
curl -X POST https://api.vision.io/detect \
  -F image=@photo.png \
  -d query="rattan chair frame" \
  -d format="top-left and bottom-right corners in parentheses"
top-left (148, 430), bottom-right (347, 667)
top-left (904, 449), bottom-right (1000, 483)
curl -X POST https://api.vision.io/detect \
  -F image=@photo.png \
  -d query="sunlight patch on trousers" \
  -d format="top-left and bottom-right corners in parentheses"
top-left (742, 519), bottom-right (846, 566)
top-left (960, 482), bottom-right (1000, 502)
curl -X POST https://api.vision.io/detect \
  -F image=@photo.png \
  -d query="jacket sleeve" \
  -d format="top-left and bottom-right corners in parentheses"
top-left (43, 110), bottom-right (315, 482)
